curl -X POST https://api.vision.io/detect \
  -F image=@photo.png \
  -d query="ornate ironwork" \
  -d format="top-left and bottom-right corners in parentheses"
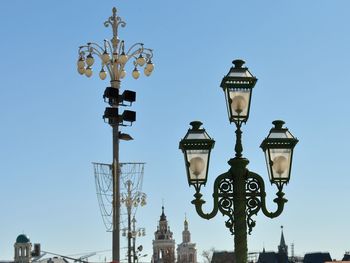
top-left (192, 166), bottom-right (288, 235)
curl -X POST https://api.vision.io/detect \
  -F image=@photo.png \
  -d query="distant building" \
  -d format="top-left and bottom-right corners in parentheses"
top-left (211, 251), bottom-right (235, 263)
top-left (303, 252), bottom-right (332, 263)
top-left (257, 227), bottom-right (288, 263)
top-left (152, 206), bottom-right (176, 263)
top-left (176, 217), bottom-right (197, 263)
top-left (14, 234), bottom-right (32, 263)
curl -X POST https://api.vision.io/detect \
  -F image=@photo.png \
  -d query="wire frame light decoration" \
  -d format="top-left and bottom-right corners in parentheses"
top-left (93, 162), bottom-right (146, 231)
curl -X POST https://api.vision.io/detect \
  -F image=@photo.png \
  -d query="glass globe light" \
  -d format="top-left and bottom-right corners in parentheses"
top-left (132, 68), bottom-right (140, 79)
top-left (99, 68), bottom-right (107, 80)
top-left (86, 53), bottom-right (94, 66)
top-left (145, 61), bottom-right (154, 72)
top-left (119, 52), bottom-right (128, 64)
top-left (102, 51), bottom-right (110, 64)
top-left (120, 69), bottom-right (126, 79)
top-left (85, 67), bottom-right (93, 77)
top-left (144, 68), bottom-right (151, 77)
top-left (77, 67), bottom-right (85, 75)
top-left (77, 57), bottom-right (85, 69)
top-left (137, 54), bottom-right (146, 66)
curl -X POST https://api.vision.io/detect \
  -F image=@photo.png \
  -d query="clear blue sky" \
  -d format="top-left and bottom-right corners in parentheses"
top-left (1, 0), bottom-right (350, 261)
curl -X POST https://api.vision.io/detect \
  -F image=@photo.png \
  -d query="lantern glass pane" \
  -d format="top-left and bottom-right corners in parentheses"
top-left (186, 132), bottom-right (210, 140)
top-left (268, 148), bottom-right (292, 182)
top-left (268, 130), bottom-right (294, 139)
top-left (186, 149), bottom-right (209, 182)
top-left (228, 70), bottom-right (253, 78)
top-left (227, 88), bottom-right (251, 119)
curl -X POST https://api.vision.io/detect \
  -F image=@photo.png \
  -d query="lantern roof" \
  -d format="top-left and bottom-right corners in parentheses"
top-left (179, 121), bottom-right (215, 151)
top-left (261, 120), bottom-right (298, 150)
top-left (220, 59), bottom-right (257, 89)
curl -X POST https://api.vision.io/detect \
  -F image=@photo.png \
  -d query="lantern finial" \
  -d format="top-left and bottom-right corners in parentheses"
top-left (190, 121), bottom-right (203, 130)
top-left (272, 120), bottom-right (285, 129)
top-left (232, 59), bottom-right (245, 68)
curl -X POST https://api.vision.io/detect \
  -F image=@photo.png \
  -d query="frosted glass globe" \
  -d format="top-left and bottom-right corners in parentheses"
top-left (189, 157), bottom-right (205, 176)
top-left (137, 55), bottom-right (146, 66)
top-left (85, 67), bottom-right (93, 77)
top-left (102, 52), bottom-right (110, 64)
top-left (78, 67), bottom-right (85, 75)
top-left (86, 54), bottom-right (94, 66)
top-left (119, 53), bottom-right (128, 64)
top-left (132, 68), bottom-right (140, 79)
top-left (99, 69), bottom-right (107, 80)
top-left (145, 62), bottom-right (154, 72)
top-left (272, 156), bottom-right (288, 175)
top-left (231, 95), bottom-right (247, 114)
top-left (144, 68), bottom-right (151, 76)
top-left (120, 70), bottom-right (126, 79)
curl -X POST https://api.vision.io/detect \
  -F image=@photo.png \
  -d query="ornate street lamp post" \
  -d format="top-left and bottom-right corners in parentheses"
top-left (179, 60), bottom-right (298, 263)
top-left (77, 7), bottom-right (154, 263)
top-left (120, 180), bottom-right (146, 263)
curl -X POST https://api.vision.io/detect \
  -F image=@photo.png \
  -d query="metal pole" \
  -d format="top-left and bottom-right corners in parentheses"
top-left (232, 159), bottom-right (248, 263)
top-left (127, 181), bottom-right (132, 263)
top-left (112, 124), bottom-right (120, 263)
top-left (132, 217), bottom-right (136, 263)
top-left (231, 124), bottom-right (249, 263)
top-left (112, 79), bottom-right (121, 263)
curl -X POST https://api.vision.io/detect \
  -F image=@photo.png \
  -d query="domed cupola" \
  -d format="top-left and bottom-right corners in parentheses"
top-left (16, 234), bottom-right (30, 243)
top-left (14, 234), bottom-right (32, 263)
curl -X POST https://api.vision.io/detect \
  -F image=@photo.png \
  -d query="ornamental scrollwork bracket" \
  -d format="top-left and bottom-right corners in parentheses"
top-left (191, 169), bottom-right (288, 236)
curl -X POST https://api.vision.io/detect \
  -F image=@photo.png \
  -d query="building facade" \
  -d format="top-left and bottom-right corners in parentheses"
top-left (14, 234), bottom-right (32, 263)
top-left (152, 206), bottom-right (175, 263)
top-left (176, 218), bottom-right (197, 263)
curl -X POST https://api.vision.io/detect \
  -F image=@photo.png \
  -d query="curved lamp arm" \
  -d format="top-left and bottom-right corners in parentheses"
top-left (190, 172), bottom-right (230, 220)
top-left (248, 171), bottom-right (288, 219)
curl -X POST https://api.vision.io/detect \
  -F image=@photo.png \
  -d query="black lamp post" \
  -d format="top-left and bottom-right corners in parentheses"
top-left (179, 59), bottom-right (298, 263)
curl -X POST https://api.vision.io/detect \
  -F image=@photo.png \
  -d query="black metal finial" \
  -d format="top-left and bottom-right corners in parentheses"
top-left (272, 120), bottom-right (285, 129)
top-left (232, 59), bottom-right (245, 68)
top-left (190, 121), bottom-right (203, 130)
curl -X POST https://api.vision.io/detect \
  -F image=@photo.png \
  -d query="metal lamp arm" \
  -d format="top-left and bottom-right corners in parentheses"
top-left (105, 39), bottom-right (114, 55)
top-left (126, 43), bottom-right (144, 56)
top-left (191, 176), bottom-right (222, 220)
top-left (248, 171), bottom-right (287, 218)
top-left (88, 42), bottom-right (105, 53)
top-left (142, 48), bottom-right (154, 59)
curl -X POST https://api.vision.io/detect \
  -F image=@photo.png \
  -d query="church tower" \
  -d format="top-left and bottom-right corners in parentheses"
top-left (14, 234), bottom-right (32, 263)
top-left (177, 217), bottom-right (197, 263)
top-left (278, 226), bottom-right (288, 256)
top-left (152, 206), bottom-right (175, 263)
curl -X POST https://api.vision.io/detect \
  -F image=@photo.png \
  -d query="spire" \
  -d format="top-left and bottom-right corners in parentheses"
top-left (278, 226), bottom-right (288, 256)
top-left (280, 226), bottom-right (286, 247)
top-left (160, 205), bottom-right (167, 221)
top-left (182, 214), bottom-right (191, 243)
top-left (184, 213), bottom-right (188, 230)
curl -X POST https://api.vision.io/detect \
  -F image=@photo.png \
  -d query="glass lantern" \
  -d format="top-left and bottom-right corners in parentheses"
top-left (220, 59), bottom-right (257, 124)
top-left (260, 120), bottom-right (298, 186)
top-left (179, 121), bottom-right (215, 188)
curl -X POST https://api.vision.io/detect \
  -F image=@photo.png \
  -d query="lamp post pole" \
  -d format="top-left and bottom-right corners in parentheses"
top-left (120, 180), bottom-right (147, 263)
top-left (76, 7), bottom-right (154, 263)
top-left (179, 60), bottom-right (298, 263)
